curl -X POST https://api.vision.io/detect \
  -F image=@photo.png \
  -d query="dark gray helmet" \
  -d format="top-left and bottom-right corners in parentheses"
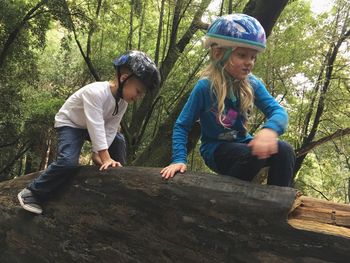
top-left (113, 50), bottom-right (161, 92)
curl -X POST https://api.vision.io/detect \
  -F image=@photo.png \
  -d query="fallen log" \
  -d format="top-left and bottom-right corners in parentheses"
top-left (0, 166), bottom-right (349, 262)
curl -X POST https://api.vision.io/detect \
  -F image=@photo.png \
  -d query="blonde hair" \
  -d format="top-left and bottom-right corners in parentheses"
top-left (200, 46), bottom-right (254, 130)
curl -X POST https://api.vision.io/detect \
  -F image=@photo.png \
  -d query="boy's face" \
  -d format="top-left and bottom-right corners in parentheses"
top-left (122, 77), bottom-right (146, 103)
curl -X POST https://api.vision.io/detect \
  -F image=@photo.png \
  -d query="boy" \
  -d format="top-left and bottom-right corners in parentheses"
top-left (18, 51), bottom-right (160, 214)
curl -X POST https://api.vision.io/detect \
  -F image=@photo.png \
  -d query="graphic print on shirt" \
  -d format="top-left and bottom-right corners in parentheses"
top-left (212, 105), bottom-right (240, 141)
top-left (221, 108), bottom-right (238, 127)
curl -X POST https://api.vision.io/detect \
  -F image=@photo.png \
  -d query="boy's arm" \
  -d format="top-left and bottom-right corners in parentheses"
top-left (81, 91), bottom-right (109, 152)
top-left (104, 102), bottom-right (127, 163)
top-left (81, 88), bottom-right (121, 170)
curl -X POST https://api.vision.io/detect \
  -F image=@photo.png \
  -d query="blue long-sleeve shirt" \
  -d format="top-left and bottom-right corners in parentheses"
top-left (172, 74), bottom-right (288, 172)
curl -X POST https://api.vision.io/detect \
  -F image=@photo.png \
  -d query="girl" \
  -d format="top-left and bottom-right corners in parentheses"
top-left (18, 51), bottom-right (160, 214)
top-left (161, 14), bottom-right (295, 186)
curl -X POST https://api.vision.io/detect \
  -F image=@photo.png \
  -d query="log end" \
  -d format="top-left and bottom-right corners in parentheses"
top-left (288, 195), bottom-right (350, 239)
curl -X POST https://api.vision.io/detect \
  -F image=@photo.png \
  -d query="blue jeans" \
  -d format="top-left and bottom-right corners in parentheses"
top-left (27, 126), bottom-right (126, 199)
top-left (213, 140), bottom-right (295, 187)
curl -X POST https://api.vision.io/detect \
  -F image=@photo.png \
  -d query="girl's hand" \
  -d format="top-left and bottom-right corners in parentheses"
top-left (99, 158), bottom-right (122, 171)
top-left (248, 128), bottom-right (278, 159)
top-left (160, 163), bottom-right (187, 180)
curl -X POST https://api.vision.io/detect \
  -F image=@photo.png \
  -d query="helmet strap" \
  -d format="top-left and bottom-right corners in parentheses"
top-left (219, 48), bottom-right (234, 67)
top-left (112, 67), bottom-right (133, 116)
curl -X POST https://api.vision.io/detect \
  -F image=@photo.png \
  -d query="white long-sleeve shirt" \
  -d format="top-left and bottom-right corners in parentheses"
top-left (54, 81), bottom-right (128, 152)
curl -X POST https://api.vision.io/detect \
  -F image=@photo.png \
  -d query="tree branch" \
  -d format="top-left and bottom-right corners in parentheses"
top-left (296, 128), bottom-right (350, 157)
top-left (0, 141), bottom-right (32, 178)
top-left (154, 0), bottom-right (166, 65)
top-left (297, 180), bottom-right (330, 201)
top-left (0, 0), bottom-right (48, 67)
top-left (304, 27), bottom-right (350, 147)
top-left (0, 138), bottom-right (20, 149)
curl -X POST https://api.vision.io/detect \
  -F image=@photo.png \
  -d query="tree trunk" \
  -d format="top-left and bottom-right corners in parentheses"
top-left (23, 154), bottom-right (33, 175)
top-left (1, 166), bottom-right (349, 262)
top-left (127, 0), bottom-right (135, 51)
top-left (137, 0), bottom-right (146, 50)
top-left (39, 139), bottom-right (52, 170)
top-left (242, 0), bottom-right (289, 37)
top-left (65, 0), bottom-right (102, 81)
top-left (228, 0), bottom-right (233, 14)
top-left (0, 142), bottom-right (31, 181)
top-left (154, 0), bottom-right (165, 65)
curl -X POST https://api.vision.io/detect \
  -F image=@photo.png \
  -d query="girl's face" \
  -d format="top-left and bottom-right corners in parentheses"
top-left (224, 47), bottom-right (258, 80)
top-left (122, 76), bottom-right (146, 103)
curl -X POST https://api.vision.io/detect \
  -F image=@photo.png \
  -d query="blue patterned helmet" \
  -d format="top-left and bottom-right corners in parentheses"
top-left (203, 14), bottom-right (266, 52)
top-left (113, 51), bottom-right (160, 91)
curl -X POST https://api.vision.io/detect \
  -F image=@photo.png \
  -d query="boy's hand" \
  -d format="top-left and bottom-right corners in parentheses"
top-left (160, 163), bottom-right (187, 180)
top-left (248, 128), bottom-right (278, 159)
top-left (98, 149), bottom-right (122, 171)
top-left (100, 159), bottom-right (122, 171)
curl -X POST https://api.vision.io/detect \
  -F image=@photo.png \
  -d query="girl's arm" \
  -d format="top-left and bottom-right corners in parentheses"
top-left (161, 80), bottom-right (207, 179)
top-left (252, 76), bottom-right (288, 135)
top-left (249, 76), bottom-right (288, 159)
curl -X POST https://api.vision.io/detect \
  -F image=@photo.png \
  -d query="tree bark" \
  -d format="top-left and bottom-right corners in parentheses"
top-left (1, 166), bottom-right (349, 262)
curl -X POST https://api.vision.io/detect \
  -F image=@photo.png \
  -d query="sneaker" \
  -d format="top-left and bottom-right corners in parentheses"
top-left (17, 188), bottom-right (43, 214)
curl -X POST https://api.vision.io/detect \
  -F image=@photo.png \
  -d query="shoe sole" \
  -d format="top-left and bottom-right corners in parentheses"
top-left (17, 192), bottom-right (43, 214)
